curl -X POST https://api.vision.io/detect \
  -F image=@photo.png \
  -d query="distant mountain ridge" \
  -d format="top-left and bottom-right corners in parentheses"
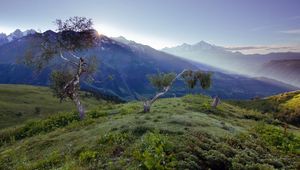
top-left (0, 31), bottom-right (297, 100)
top-left (0, 29), bottom-right (36, 46)
top-left (162, 41), bottom-right (300, 87)
top-left (257, 59), bottom-right (300, 87)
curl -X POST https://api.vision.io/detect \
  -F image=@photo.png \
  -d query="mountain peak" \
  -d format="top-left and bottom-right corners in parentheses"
top-left (112, 36), bottom-right (136, 45)
top-left (7, 29), bottom-right (36, 41)
top-left (196, 40), bottom-right (211, 46)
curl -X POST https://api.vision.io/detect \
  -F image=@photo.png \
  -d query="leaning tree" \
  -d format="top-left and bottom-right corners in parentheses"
top-left (143, 69), bottom-right (212, 112)
top-left (24, 17), bottom-right (99, 119)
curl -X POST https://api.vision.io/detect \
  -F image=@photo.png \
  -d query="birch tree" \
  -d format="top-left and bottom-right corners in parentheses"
top-left (143, 69), bottom-right (212, 112)
top-left (24, 17), bottom-right (99, 119)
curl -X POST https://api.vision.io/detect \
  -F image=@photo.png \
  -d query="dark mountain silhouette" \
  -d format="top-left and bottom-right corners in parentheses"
top-left (0, 31), bottom-right (297, 100)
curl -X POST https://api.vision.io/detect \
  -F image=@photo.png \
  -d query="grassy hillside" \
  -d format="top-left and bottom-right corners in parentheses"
top-left (230, 90), bottom-right (300, 126)
top-left (0, 84), bottom-right (105, 128)
top-left (0, 94), bottom-right (299, 169)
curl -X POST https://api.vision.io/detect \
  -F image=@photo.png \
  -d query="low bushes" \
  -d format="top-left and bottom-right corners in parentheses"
top-left (24, 151), bottom-right (64, 170)
top-left (0, 112), bottom-right (80, 146)
top-left (253, 124), bottom-right (300, 154)
top-left (77, 132), bottom-right (135, 169)
top-left (133, 132), bottom-right (177, 170)
top-left (177, 127), bottom-right (300, 170)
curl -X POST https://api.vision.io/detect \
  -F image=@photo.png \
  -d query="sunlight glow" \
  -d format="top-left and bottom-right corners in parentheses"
top-left (0, 26), bottom-right (15, 34)
top-left (95, 24), bottom-right (178, 49)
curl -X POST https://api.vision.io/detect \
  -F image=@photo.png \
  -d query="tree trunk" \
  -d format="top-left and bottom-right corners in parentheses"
top-left (73, 93), bottom-right (85, 119)
top-left (142, 69), bottom-right (188, 113)
top-left (211, 96), bottom-right (221, 108)
top-left (62, 57), bottom-right (86, 119)
top-left (143, 101), bottom-right (151, 113)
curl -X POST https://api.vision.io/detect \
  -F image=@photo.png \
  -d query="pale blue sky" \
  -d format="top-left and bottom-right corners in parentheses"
top-left (0, 0), bottom-right (300, 51)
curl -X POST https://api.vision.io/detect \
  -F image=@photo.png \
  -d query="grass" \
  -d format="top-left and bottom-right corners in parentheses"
top-left (0, 90), bottom-right (299, 169)
top-left (229, 90), bottom-right (300, 126)
top-left (0, 84), bottom-right (105, 128)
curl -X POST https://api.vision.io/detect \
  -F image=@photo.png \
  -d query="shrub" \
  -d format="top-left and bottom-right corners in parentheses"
top-left (79, 150), bottom-right (98, 164)
top-left (97, 132), bottom-right (135, 159)
top-left (87, 110), bottom-right (107, 118)
top-left (133, 132), bottom-right (177, 170)
top-left (117, 104), bottom-right (141, 115)
top-left (178, 130), bottom-right (299, 170)
top-left (253, 124), bottom-right (300, 154)
top-left (131, 126), bottom-right (154, 136)
top-left (98, 132), bottom-right (133, 146)
top-left (34, 107), bottom-right (41, 115)
top-left (26, 151), bottom-right (63, 170)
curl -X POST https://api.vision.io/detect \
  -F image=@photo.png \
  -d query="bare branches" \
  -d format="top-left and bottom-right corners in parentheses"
top-left (68, 51), bottom-right (80, 59)
top-left (59, 51), bottom-right (69, 61)
top-left (55, 17), bottom-right (93, 32)
top-left (59, 51), bottom-right (79, 66)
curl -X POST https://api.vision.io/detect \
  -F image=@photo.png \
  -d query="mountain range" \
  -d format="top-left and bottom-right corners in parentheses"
top-left (0, 29), bottom-right (36, 46)
top-left (162, 42), bottom-right (300, 87)
top-left (0, 30), bottom-right (297, 100)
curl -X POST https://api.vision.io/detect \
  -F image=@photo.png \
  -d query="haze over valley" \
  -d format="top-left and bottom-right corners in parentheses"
top-left (0, 1), bottom-right (299, 169)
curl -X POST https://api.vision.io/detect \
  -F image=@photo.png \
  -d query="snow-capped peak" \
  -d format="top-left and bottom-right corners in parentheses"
top-left (7, 29), bottom-right (36, 41)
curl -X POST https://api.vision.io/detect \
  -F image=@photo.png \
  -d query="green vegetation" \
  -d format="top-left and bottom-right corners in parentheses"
top-left (0, 84), bottom-right (104, 128)
top-left (230, 90), bottom-right (300, 126)
top-left (0, 91), bottom-right (299, 169)
top-left (24, 16), bottom-right (99, 119)
top-left (148, 72), bottom-right (176, 91)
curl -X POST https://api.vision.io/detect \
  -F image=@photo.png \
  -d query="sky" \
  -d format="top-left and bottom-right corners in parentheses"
top-left (0, 0), bottom-right (300, 53)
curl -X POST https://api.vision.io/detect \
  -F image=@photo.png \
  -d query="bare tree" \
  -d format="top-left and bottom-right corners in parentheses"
top-left (24, 16), bottom-right (99, 119)
top-left (211, 95), bottom-right (221, 108)
top-left (143, 69), bottom-right (212, 112)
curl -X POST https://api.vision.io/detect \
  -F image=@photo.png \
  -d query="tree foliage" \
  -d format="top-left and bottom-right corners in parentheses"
top-left (50, 70), bottom-right (74, 102)
top-left (143, 70), bottom-right (212, 113)
top-left (24, 16), bottom-right (99, 119)
top-left (182, 70), bottom-right (212, 90)
top-left (147, 72), bottom-right (176, 91)
top-left (25, 17), bottom-right (98, 70)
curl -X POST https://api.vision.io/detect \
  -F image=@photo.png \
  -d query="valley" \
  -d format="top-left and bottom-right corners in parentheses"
top-left (1, 1), bottom-right (300, 169)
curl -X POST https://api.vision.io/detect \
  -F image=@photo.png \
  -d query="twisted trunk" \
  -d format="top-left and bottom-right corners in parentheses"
top-left (143, 101), bottom-right (151, 113)
top-left (143, 69), bottom-right (188, 113)
top-left (73, 93), bottom-right (85, 119)
top-left (63, 57), bottom-right (86, 119)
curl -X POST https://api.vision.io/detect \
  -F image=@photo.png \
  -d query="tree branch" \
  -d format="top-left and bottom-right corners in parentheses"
top-left (149, 69), bottom-right (188, 105)
top-left (69, 51), bottom-right (80, 59)
top-left (60, 51), bottom-right (78, 66)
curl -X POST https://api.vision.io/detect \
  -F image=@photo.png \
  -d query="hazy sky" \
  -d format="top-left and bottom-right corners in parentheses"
top-left (0, 0), bottom-right (300, 52)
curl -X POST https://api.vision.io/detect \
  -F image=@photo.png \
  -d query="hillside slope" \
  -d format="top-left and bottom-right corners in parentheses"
top-left (0, 84), bottom-right (104, 128)
top-left (230, 90), bottom-right (300, 126)
top-left (0, 33), bottom-right (297, 100)
top-left (257, 59), bottom-right (300, 87)
top-left (0, 95), bottom-right (299, 169)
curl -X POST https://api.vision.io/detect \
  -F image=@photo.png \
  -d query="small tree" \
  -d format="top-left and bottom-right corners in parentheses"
top-left (24, 17), bottom-right (99, 119)
top-left (143, 69), bottom-right (212, 112)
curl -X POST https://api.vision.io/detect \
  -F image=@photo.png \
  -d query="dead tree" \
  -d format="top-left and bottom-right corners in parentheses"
top-left (143, 69), bottom-right (212, 113)
top-left (24, 17), bottom-right (98, 119)
top-left (211, 95), bottom-right (221, 108)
